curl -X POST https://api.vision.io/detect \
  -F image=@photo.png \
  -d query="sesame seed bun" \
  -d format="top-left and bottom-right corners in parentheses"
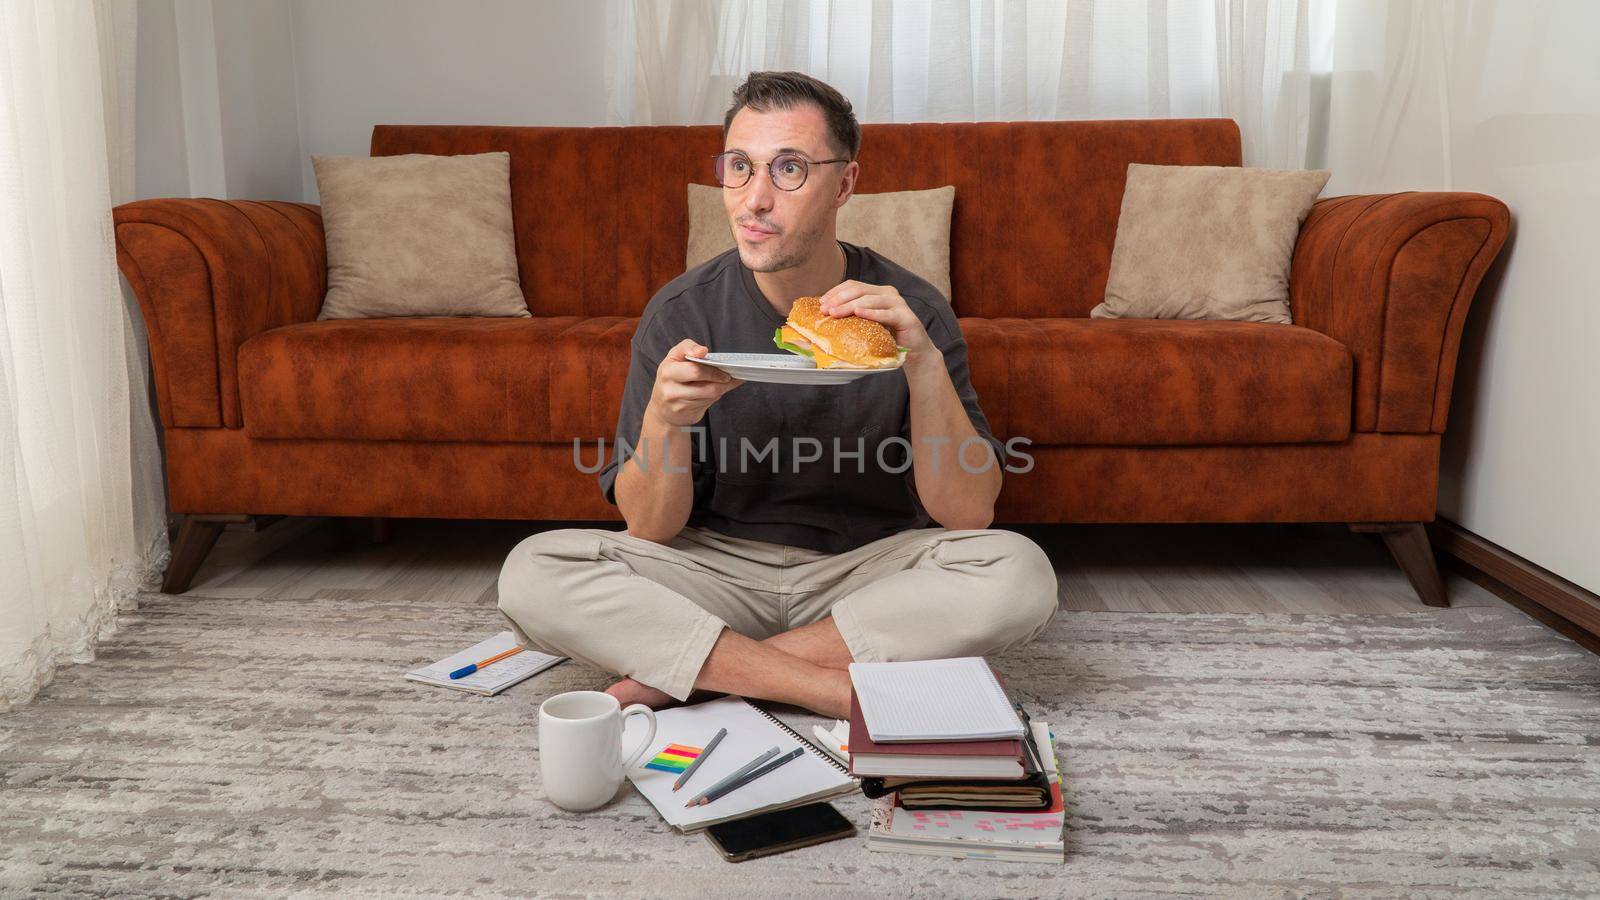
top-left (785, 296), bottom-right (902, 368)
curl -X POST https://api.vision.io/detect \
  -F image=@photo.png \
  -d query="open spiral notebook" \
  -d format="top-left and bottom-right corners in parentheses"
top-left (622, 696), bottom-right (857, 832)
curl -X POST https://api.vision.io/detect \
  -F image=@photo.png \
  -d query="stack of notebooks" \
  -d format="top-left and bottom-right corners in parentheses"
top-left (849, 657), bottom-right (1065, 863)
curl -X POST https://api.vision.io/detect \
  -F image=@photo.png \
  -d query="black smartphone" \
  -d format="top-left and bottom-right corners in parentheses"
top-left (704, 803), bottom-right (856, 863)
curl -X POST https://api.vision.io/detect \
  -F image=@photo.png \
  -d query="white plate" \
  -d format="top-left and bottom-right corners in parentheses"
top-left (687, 353), bottom-right (902, 385)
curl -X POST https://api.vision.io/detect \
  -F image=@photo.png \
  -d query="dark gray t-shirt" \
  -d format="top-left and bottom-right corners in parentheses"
top-left (597, 241), bottom-right (1004, 554)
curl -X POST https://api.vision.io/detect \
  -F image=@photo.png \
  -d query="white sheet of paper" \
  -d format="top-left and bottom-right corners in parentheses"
top-left (812, 720), bottom-right (850, 764)
top-left (848, 657), bottom-right (1025, 742)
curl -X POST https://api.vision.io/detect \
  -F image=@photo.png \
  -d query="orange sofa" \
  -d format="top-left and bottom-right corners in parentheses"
top-left (112, 119), bottom-right (1509, 601)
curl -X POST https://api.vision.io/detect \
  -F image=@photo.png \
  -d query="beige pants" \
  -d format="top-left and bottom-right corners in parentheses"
top-left (496, 525), bottom-right (1059, 700)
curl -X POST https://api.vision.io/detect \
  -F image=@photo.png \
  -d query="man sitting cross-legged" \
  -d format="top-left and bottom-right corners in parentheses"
top-left (496, 70), bottom-right (1058, 719)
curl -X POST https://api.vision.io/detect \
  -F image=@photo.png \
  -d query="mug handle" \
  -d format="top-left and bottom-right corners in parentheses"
top-left (618, 704), bottom-right (658, 775)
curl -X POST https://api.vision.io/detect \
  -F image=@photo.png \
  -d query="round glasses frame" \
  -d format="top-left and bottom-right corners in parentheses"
top-left (712, 151), bottom-right (850, 191)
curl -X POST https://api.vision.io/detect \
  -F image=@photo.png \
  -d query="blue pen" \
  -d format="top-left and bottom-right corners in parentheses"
top-left (449, 645), bottom-right (524, 679)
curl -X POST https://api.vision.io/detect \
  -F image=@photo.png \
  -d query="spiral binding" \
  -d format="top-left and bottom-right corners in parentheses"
top-left (742, 698), bottom-right (853, 776)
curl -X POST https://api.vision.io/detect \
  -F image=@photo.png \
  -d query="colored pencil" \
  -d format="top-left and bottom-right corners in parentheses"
top-left (672, 727), bottom-right (727, 791)
top-left (691, 746), bottom-right (804, 807)
top-left (684, 746), bottom-right (779, 807)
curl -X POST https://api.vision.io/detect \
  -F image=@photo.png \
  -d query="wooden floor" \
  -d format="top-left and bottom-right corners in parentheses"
top-left (181, 517), bottom-right (1512, 614)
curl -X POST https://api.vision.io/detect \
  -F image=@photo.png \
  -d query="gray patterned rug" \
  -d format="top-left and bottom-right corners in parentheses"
top-left (3, 591), bottom-right (1599, 898)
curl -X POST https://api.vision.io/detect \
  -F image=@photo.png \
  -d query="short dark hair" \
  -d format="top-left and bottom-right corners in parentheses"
top-left (722, 70), bottom-right (861, 160)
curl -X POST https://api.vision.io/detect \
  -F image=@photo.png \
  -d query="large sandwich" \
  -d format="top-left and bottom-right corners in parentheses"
top-left (773, 296), bottom-right (909, 369)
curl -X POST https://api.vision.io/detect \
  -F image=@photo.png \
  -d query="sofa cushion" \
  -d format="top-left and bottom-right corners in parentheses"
top-left (960, 318), bottom-right (1351, 445)
top-left (312, 152), bottom-right (530, 320)
top-left (1089, 164), bottom-right (1331, 324)
top-left (239, 316), bottom-right (635, 442)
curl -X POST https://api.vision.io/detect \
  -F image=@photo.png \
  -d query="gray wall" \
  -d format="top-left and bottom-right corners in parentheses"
top-left (135, 0), bottom-right (301, 200)
top-left (134, 0), bottom-right (608, 203)
top-left (290, 0), bottom-right (609, 202)
top-left (133, 0), bottom-right (189, 200)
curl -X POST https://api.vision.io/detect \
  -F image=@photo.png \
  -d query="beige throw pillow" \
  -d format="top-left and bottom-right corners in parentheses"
top-left (687, 183), bottom-right (955, 301)
top-left (313, 152), bottom-right (528, 319)
top-left (1090, 164), bottom-right (1331, 324)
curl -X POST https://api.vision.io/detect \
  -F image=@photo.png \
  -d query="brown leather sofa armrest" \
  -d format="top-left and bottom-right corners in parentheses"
top-left (1290, 191), bottom-right (1510, 433)
top-left (113, 199), bottom-right (326, 429)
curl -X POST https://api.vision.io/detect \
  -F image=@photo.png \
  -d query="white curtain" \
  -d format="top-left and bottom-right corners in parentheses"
top-left (1319, 0), bottom-right (1478, 196)
top-left (0, 0), bottom-right (169, 711)
top-left (607, 0), bottom-right (1316, 169)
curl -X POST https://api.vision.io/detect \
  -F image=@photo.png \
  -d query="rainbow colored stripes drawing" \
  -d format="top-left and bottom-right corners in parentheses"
top-left (644, 743), bottom-right (702, 773)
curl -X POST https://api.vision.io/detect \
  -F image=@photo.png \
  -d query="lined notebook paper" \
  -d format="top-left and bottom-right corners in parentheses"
top-left (848, 657), bottom-right (1025, 742)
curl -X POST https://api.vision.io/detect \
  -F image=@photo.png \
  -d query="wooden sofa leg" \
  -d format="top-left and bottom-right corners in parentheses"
top-left (163, 514), bottom-right (248, 594)
top-left (1349, 522), bottom-right (1450, 608)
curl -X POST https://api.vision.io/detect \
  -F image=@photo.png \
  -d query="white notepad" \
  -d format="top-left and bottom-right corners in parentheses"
top-left (622, 696), bottom-right (856, 832)
top-left (848, 657), bottom-right (1025, 742)
top-left (404, 631), bottom-right (565, 696)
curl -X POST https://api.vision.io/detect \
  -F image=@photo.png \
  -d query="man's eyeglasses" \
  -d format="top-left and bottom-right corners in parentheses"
top-left (712, 151), bottom-right (850, 191)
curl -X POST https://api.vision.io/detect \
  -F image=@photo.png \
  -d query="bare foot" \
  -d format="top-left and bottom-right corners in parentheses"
top-left (604, 677), bottom-right (675, 709)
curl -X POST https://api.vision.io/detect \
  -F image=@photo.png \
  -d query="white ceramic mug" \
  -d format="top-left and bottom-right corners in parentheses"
top-left (538, 690), bottom-right (657, 812)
